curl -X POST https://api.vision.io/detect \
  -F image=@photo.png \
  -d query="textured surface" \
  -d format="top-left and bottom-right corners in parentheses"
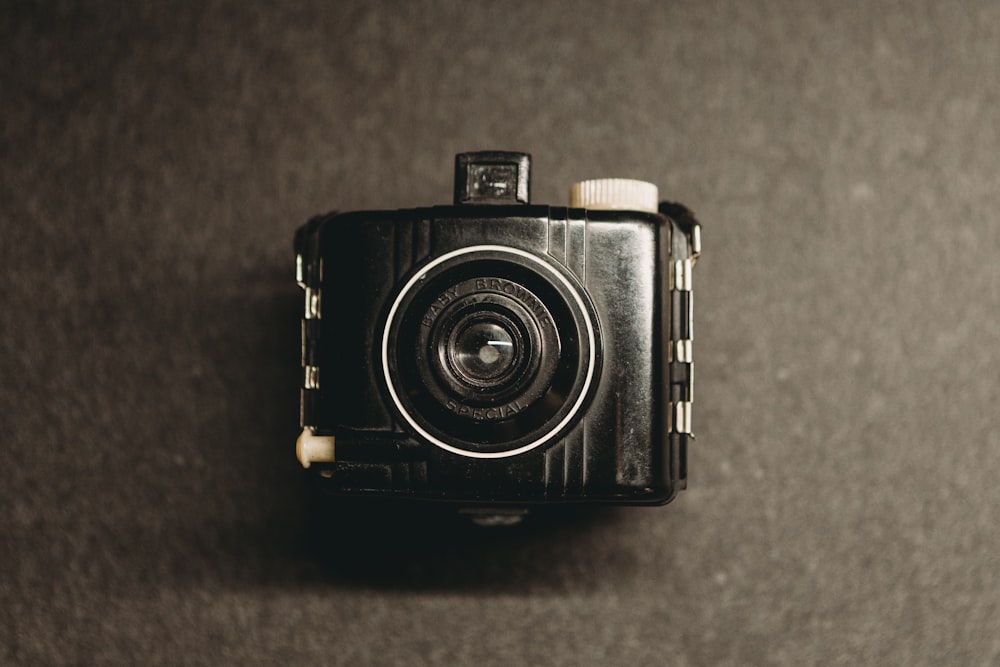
top-left (3, 1), bottom-right (999, 664)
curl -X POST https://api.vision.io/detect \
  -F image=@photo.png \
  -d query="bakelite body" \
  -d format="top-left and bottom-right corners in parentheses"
top-left (295, 156), bottom-right (698, 508)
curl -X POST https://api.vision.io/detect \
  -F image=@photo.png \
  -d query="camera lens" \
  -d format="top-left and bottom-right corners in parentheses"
top-left (384, 248), bottom-right (601, 458)
top-left (432, 299), bottom-right (538, 405)
top-left (449, 318), bottom-right (519, 387)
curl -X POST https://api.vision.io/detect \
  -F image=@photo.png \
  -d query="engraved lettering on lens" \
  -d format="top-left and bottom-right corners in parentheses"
top-left (473, 277), bottom-right (550, 329)
top-left (437, 286), bottom-right (460, 304)
top-left (422, 286), bottom-right (462, 327)
top-left (445, 398), bottom-right (526, 421)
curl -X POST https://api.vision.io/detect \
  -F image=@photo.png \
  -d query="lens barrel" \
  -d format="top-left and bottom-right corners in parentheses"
top-left (383, 247), bottom-right (600, 458)
top-left (425, 288), bottom-right (551, 410)
top-left (445, 312), bottom-right (523, 388)
top-left (450, 319), bottom-right (517, 384)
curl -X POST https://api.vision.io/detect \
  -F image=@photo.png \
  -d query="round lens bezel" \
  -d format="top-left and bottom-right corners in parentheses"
top-left (382, 246), bottom-right (601, 459)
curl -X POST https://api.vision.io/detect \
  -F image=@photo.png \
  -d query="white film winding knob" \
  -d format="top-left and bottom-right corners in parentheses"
top-left (569, 178), bottom-right (659, 213)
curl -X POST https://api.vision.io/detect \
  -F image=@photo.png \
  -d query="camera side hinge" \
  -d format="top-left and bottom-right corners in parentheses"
top-left (669, 400), bottom-right (693, 435)
top-left (670, 338), bottom-right (693, 364)
top-left (304, 365), bottom-right (320, 389)
top-left (671, 257), bottom-right (694, 292)
top-left (668, 254), bottom-right (695, 412)
top-left (296, 220), bottom-right (324, 431)
top-left (663, 204), bottom-right (700, 486)
top-left (660, 201), bottom-right (701, 262)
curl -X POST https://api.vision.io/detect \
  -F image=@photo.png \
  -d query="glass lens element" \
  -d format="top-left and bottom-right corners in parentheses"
top-left (451, 320), bottom-right (518, 384)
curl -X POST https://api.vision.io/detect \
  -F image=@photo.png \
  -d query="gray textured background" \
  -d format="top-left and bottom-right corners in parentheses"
top-left (3, 1), bottom-right (999, 664)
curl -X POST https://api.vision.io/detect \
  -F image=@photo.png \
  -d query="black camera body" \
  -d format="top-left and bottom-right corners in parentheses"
top-left (294, 152), bottom-right (700, 509)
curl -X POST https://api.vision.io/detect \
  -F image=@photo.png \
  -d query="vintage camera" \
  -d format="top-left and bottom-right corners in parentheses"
top-left (294, 151), bottom-right (700, 511)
